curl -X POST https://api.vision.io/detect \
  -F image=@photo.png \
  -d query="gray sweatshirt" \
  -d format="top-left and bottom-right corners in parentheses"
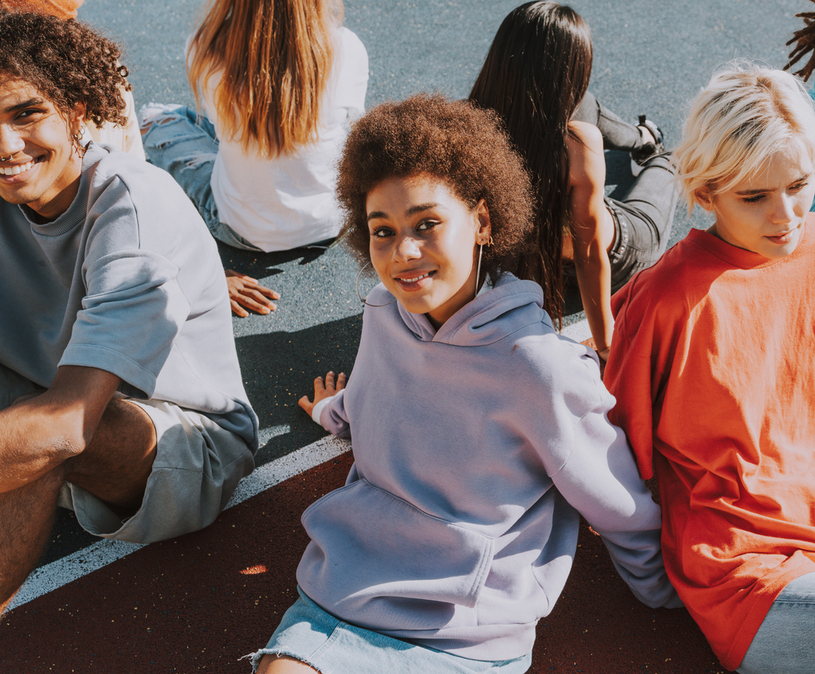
top-left (0, 143), bottom-right (257, 449)
top-left (298, 274), bottom-right (678, 661)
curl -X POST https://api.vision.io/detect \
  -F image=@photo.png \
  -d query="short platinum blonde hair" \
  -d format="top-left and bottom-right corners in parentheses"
top-left (674, 62), bottom-right (815, 211)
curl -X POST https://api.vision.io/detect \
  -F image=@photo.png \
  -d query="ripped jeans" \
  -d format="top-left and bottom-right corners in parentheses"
top-left (139, 105), bottom-right (262, 252)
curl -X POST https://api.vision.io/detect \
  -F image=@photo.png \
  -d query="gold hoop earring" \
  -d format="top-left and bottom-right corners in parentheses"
top-left (72, 131), bottom-right (88, 158)
top-left (474, 236), bottom-right (493, 300)
top-left (475, 243), bottom-right (484, 301)
top-left (356, 261), bottom-right (397, 307)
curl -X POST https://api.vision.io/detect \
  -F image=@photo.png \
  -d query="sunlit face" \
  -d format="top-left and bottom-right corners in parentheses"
top-left (699, 143), bottom-right (815, 260)
top-left (0, 73), bottom-right (85, 221)
top-left (366, 173), bottom-right (491, 328)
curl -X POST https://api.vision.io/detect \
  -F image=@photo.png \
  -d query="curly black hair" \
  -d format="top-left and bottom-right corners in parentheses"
top-left (337, 94), bottom-right (535, 282)
top-left (0, 11), bottom-right (131, 128)
top-left (786, 1), bottom-right (815, 81)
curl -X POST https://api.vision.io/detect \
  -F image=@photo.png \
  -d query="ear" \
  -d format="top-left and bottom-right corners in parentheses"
top-left (475, 198), bottom-right (492, 244)
top-left (69, 101), bottom-right (87, 134)
top-left (695, 188), bottom-right (715, 212)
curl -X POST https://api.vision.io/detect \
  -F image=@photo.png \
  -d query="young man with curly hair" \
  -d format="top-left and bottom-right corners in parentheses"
top-left (0, 11), bottom-right (258, 613)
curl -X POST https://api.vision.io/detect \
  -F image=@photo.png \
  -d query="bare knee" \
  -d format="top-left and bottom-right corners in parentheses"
top-left (256, 654), bottom-right (321, 674)
top-left (139, 112), bottom-right (175, 137)
top-left (63, 398), bottom-right (157, 510)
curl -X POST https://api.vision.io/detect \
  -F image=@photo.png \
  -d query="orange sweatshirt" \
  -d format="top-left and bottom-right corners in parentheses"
top-left (605, 220), bottom-right (815, 670)
top-left (0, 0), bottom-right (82, 20)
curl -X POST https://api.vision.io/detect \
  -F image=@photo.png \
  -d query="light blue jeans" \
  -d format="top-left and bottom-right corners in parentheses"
top-left (140, 104), bottom-right (262, 251)
top-left (737, 572), bottom-right (815, 674)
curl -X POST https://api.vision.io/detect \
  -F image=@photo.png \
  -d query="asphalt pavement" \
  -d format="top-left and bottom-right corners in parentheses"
top-left (39, 0), bottom-right (803, 563)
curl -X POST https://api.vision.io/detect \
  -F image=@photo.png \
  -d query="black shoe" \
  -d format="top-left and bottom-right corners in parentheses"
top-left (630, 115), bottom-right (664, 176)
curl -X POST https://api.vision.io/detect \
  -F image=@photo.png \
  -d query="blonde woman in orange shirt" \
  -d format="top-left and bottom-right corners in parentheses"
top-left (605, 63), bottom-right (815, 674)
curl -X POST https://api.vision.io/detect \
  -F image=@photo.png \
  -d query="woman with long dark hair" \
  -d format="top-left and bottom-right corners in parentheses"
top-left (469, 1), bottom-right (676, 359)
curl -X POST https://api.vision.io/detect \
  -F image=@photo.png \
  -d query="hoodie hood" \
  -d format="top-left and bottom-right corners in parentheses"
top-left (366, 272), bottom-right (549, 346)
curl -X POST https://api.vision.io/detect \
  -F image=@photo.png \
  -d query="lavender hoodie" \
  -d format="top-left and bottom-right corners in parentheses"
top-left (298, 273), bottom-right (677, 660)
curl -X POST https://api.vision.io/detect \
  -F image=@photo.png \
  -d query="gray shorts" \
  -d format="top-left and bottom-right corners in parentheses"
top-left (1, 364), bottom-right (255, 544)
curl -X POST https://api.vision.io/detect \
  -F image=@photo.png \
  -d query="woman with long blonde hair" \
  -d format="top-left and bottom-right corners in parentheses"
top-left (140, 0), bottom-right (368, 316)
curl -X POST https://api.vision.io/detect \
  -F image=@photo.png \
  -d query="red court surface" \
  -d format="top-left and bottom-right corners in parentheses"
top-left (1, 449), bottom-right (732, 674)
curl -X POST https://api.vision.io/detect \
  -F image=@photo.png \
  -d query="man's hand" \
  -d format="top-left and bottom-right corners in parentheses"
top-left (225, 269), bottom-right (280, 318)
top-left (298, 371), bottom-right (346, 418)
top-left (0, 366), bottom-right (121, 493)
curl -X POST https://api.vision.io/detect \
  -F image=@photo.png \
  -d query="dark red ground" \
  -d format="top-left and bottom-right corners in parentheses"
top-left (0, 451), bottom-right (732, 673)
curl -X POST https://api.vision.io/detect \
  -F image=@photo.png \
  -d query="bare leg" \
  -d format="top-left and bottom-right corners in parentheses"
top-left (0, 468), bottom-right (64, 614)
top-left (0, 398), bottom-right (156, 613)
top-left (63, 398), bottom-right (157, 511)
top-left (256, 654), bottom-right (321, 674)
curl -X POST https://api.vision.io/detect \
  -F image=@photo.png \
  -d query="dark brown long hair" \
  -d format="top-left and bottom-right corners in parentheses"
top-left (469, 1), bottom-right (593, 323)
top-left (786, 1), bottom-right (815, 82)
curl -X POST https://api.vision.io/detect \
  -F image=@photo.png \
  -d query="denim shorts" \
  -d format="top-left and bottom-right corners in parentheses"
top-left (737, 572), bottom-right (815, 674)
top-left (249, 588), bottom-right (533, 674)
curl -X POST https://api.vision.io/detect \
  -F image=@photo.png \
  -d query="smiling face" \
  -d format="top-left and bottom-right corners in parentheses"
top-left (0, 73), bottom-right (85, 221)
top-left (699, 143), bottom-right (815, 260)
top-left (366, 173), bottom-right (491, 328)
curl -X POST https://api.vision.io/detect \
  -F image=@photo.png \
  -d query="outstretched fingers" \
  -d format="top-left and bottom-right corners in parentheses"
top-left (298, 371), bottom-right (346, 417)
top-left (322, 371), bottom-right (347, 394)
top-left (225, 269), bottom-right (280, 318)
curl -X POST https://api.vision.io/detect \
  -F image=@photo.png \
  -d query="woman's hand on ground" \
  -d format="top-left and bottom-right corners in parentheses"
top-left (298, 371), bottom-right (346, 417)
top-left (225, 269), bottom-right (280, 317)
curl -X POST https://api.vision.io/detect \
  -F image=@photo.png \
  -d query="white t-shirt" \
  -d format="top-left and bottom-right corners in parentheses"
top-left (0, 143), bottom-right (258, 449)
top-left (80, 88), bottom-right (146, 161)
top-left (196, 27), bottom-right (368, 251)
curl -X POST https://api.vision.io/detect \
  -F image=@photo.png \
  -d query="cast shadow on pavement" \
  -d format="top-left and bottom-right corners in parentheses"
top-left (235, 314), bottom-right (363, 466)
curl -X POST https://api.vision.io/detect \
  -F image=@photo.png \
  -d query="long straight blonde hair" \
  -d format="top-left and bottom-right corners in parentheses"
top-left (188, 0), bottom-right (341, 157)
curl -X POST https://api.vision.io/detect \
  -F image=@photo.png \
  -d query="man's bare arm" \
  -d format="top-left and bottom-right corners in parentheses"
top-left (0, 366), bottom-right (121, 494)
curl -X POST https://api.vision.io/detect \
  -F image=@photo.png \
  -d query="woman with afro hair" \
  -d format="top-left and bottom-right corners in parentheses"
top-left (248, 94), bottom-right (678, 674)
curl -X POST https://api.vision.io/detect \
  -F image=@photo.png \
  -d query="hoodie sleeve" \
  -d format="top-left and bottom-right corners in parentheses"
top-left (551, 403), bottom-right (681, 608)
top-left (526, 337), bottom-right (680, 608)
top-left (316, 389), bottom-right (351, 439)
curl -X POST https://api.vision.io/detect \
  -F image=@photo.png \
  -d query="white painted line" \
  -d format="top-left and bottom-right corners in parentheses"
top-left (10, 315), bottom-right (591, 613)
top-left (9, 435), bottom-right (351, 611)
top-left (226, 435), bottom-right (351, 506)
top-left (561, 318), bottom-right (591, 343)
top-left (9, 540), bottom-right (144, 610)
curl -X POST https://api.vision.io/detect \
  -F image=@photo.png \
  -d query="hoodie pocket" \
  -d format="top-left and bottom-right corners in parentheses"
top-left (297, 478), bottom-right (495, 631)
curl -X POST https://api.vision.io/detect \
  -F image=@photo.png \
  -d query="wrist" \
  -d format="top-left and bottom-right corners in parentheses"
top-left (311, 396), bottom-right (333, 426)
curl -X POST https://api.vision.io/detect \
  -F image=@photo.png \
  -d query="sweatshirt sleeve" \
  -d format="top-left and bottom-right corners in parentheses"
top-left (317, 389), bottom-right (351, 439)
top-left (530, 337), bottom-right (679, 608)
top-left (550, 405), bottom-right (680, 608)
top-left (58, 176), bottom-right (190, 398)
